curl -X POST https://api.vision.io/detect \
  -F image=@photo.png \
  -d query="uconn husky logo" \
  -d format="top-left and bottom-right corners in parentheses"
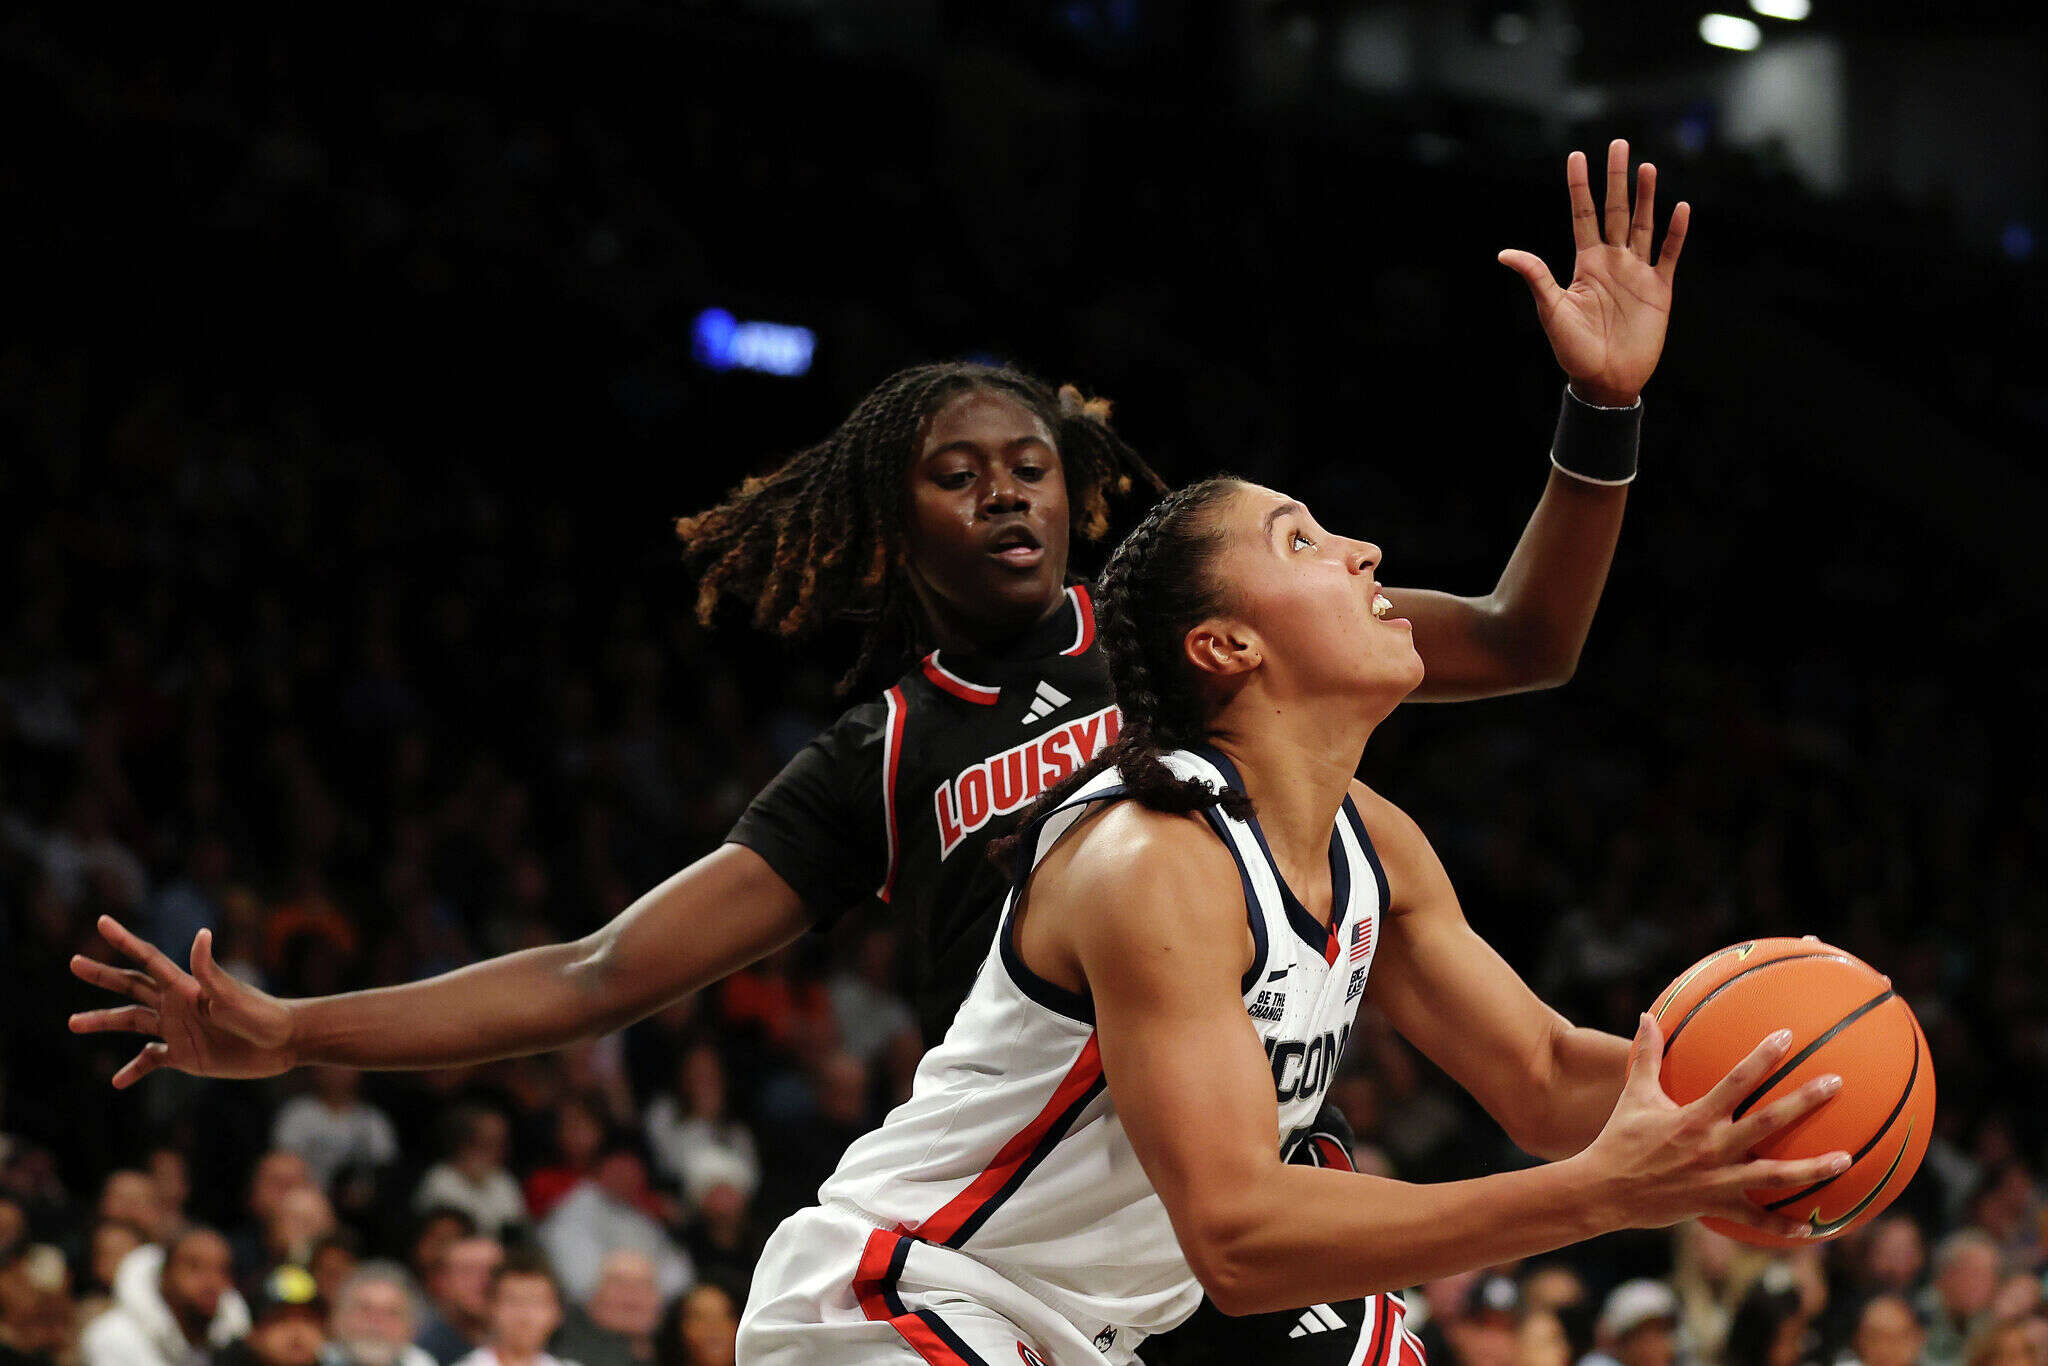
top-left (1264, 1024), bottom-right (1350, 1104)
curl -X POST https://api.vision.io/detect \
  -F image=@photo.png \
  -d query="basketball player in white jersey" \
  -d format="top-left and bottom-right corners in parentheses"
top-left (737, 476), bottom-right (1853, 1366)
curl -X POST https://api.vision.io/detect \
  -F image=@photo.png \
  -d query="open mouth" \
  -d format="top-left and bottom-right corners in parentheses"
top-left (987, 524), bottom-right (1045, 567)
top-left (1371, 589), bottom-right (1409, 627)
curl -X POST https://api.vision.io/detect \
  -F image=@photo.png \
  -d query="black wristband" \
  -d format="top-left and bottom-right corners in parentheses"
top-left (1550, 384), bottom-right (1642, 485)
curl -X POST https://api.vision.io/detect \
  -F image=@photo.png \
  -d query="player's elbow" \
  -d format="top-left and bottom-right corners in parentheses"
top-left (1179, 1198), bottom-right (1287, 1317)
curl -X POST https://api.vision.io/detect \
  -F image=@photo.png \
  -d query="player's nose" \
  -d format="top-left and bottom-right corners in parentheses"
top-left (1349, 541), bottom-right (1381, 575)
top-left (981, 473), bottom-right (1030, 516)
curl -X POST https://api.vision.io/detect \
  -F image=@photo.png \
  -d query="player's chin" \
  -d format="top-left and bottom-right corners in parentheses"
top-left (972, 562), bottom-right (1065, 618)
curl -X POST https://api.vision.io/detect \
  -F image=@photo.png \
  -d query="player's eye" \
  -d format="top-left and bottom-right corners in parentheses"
top-left (937, 471), bottom-right (975, 490)
top-left (1291, 530), bottom-right (1315, 551)
top-left (1016, 463), bottom-right (1045, 481)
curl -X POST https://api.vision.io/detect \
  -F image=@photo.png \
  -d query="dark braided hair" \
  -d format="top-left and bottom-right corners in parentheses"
top-left (990, 476), bottom-right (1254, 870)
top-left (675, 362), bottom-right (1167, 691)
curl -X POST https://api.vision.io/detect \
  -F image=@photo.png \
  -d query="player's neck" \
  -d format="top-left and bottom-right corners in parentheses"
top-left (1207, 699), bottom-right (1375, 876)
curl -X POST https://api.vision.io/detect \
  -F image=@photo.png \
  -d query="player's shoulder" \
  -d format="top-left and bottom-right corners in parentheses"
top-left (1039, 798), bottom-right (1240, 923)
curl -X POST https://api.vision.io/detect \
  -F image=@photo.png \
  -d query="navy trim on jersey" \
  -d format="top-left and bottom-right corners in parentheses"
top-left (940, 1066), bottom-right (1109, 1250)
top-left (1196, 806), bottom-right (1272, 997)
top-left (1342, 796), bottom-right (1392, 921)
top-left (1191, 744), bottom-right (1351, 961)
top-left (996, 783), bottom-right (1132, 1026)
top-left (1000, 917), bottom-right (1096, 1025)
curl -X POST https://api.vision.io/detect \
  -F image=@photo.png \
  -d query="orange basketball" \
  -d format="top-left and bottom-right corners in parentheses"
top-left (1648, 937), bottom-right (1934, 1248)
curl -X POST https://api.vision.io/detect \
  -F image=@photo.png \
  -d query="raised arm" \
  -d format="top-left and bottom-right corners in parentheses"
top-left (1045, 804), bottom-right (1844, 1315)
top-left (1393, 139), bottom-right (1689, 702)
top-left (69, 843), bottom-right (811, 1086)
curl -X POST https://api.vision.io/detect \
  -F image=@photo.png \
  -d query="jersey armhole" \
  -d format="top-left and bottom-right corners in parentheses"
top-left (1340, 795), bottom-right (1392, 916)
top-left (1199, 807), bottom-right (1271, 997)
top-left (995, 781), bottom-right (1129, 1027)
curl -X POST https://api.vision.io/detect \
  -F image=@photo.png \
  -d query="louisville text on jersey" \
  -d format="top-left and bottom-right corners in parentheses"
top-left (933, 704), bottom-right (1122, 858)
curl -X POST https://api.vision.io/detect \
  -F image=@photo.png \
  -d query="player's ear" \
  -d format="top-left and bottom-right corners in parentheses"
top-left (1184, 616), bottom-right (1260, 681)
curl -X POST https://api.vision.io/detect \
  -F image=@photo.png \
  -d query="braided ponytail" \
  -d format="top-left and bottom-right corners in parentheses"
top-left (990, 476), bottom-right (1252, 868)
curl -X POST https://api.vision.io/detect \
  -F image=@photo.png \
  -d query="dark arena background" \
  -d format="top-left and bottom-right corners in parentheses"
top-left (3, 3), bottom-right (2045, 1365)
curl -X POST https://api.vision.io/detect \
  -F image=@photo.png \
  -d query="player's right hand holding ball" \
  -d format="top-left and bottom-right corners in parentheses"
top-left (1574, 1012), bottom-right (1847, 1242)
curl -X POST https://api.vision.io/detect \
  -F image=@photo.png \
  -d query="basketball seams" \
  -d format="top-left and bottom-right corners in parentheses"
top-left (1761, 1010), bottom-right (1921, 1213)
top-left (1731, 988), bottom-right (1896, 1121)
top-left (1660, 953), bottom-right (1843, 1051)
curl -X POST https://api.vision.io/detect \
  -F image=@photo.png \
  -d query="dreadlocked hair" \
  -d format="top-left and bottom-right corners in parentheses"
top-left (989, 476), bottom-right (1253, 870)
top-left (674, 362), bottom-right (1168, 692)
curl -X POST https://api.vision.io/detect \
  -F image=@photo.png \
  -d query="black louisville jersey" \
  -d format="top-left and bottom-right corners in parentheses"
top-left (729, 584), bottom-right (1117, 1046)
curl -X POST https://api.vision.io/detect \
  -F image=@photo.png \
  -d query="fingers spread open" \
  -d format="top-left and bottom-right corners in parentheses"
top-left (70, 955), bottom-right (161, 1006)
top-left (111, 1042), bottom-right (170, 1090)
top-left (1695, 1028), bottom-right (1794, 1118)
top-left (1656, 202), bottom-right (1691, 282)
top-left (1603, 139), bottom-right (1631, 247)
top-left (69, 1005), bottom-right (162, 1037)
top-left (1727, 1074), bottom-right (1842, 1154)
top-left (1735, 1151), bottom-right (1854, 1195)
top-left (1498, 249), bottom-right (1564, 308)
top-left (1629, 164), bottom-right (1657, 260)
top-left (98, 915), bottom-right (180, 982)
top-left (1567, 150), bottom-right (1599, 253)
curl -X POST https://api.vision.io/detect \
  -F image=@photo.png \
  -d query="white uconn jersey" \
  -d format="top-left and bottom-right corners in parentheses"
top-left (818, 746), bottom-right (1389, 1347)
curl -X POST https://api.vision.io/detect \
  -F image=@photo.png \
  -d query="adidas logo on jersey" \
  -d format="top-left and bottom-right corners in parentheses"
top-left (1288, 1304), bottom-right (1348, 1338)
top-left (1020, 679), bottom-right (1071, 726)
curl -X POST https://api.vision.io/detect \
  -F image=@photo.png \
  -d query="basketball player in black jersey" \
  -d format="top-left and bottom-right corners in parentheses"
top-left (70, 141), bottom-right (1686, 1364)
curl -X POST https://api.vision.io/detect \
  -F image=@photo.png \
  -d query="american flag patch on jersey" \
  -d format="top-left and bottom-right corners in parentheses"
top-left (1350, 918), bottom-right (1373, 961)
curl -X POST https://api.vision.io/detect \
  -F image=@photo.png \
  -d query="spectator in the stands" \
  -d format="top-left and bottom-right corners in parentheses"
top-left (643, 1051), bottom-right (754, 1215)
top-left (404, 1213), bottom-right (475, 1296)
top-left (1445, 1272), bottom-right (1517, 1366)
top-left (0, 1242), bottom-right (72, 1366)
top-left (1510, 1303), bottom-right (1572, 1366)
top-left (322, 1262), bottom-right (434, 1366)
top-left (653, 1285), bottom-right (735, 1366)
top-left (450, 1257), bottom-right (567, 1366)
top-left (1960, 1315), bottom-right (2040, 1366)
top-left (550, 1251), bottom-right (658, 1366)
top-left (677, 1151), bottom-right (759, 1302)
top-left (824, 929), bottom-right (920, 1102)
top-left (1585, 1279), bottom-right (1678, 1366)
top-left (413, 1237), bottom-right (501, 1366)
top-left (218, 1266), bottom-right (326, 1366)
top-left (272, 1069), bottom-right (398, 1191)
top-left (1922, 1230), bottom-right (2001, 1365)
top-left (414, 1110), bottom-right (523, 1242)
top-left (81, 1228), bottom-right (249, 1366)
top-left (521, 1099), bottom-right (603, 1224)
top-left (1724, 1279), bottom-right (1811, 1366)
top-left (83, 1220), bottom-right (148, 1322)
top-left (259, 1189), bottom-right (337, 1279)
top-left (1844, 1294), bottom-right (1926, 1366)
top-left (145, 1151), bottom-right (190, 1238)
top-left (309, 1233), bottom-right (360, 1314)
top-left (233, 1155), bottom-right (312, 1280)
top-left (537, 1140), bottom-right (689, 1305)
top-left (98, 1172), bottom-right (170, 1244)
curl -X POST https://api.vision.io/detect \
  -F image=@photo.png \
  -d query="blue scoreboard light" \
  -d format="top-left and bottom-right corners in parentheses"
top-left (691, 308), bottom-right (816, 378)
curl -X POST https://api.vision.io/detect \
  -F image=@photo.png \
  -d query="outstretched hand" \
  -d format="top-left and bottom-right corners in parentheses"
top-left (1585, 1012), bottom-right (1847, 1240)
top-left (69, 916), bottom-right (297, 1087)
top-left (1499, 139), bottom-right (1689, 407)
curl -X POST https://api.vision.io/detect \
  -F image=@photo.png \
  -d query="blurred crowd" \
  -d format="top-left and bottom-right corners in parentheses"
top-left (4, 3), bottom-right (2047, 1366)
